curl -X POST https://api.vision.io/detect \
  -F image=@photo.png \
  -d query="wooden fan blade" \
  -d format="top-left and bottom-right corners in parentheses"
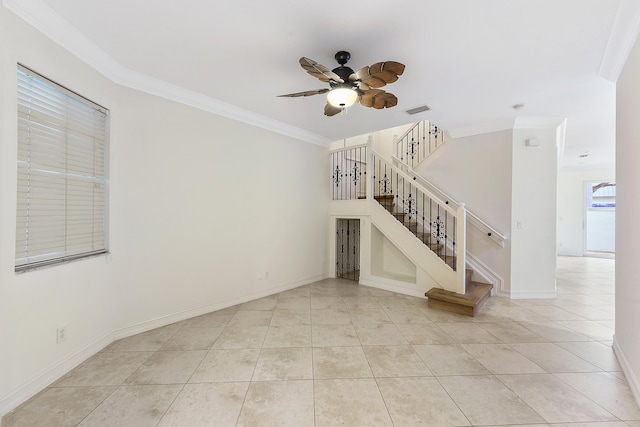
top-left (359, 89), bottom-right (384, 108)
top-left (278, 88), bottom-right (330, 97)
top-left (300, 57), bottom-right (344, 83)
top-left (359, 89), bottom-right (398, 110)
top-left (352, 61), bottom-right (405, 89)
top-left (324, 103), bottom-right (343, 117)
top-left (374, 92), bottom-right (398, 109)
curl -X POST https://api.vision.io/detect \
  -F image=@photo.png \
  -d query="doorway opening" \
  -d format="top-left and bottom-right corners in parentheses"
top-left (336, 219), bottom-right (360, 281)
top-left (584, 180), bottom-right (615, 257)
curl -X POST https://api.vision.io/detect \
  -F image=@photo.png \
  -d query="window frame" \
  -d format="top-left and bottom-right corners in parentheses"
top-left (15, 64), bottom-right (110, 272)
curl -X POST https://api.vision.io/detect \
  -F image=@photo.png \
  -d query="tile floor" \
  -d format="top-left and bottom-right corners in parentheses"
top-left (3, 256), bottom-right (640, 426)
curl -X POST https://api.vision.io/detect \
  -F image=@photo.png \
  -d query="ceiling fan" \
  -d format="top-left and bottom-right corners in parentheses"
top-left (278, 51), bottom-right (405, 117)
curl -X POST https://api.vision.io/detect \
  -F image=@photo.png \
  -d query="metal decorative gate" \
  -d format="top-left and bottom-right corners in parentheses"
top-left (336, 219), bottom-right (360, 281)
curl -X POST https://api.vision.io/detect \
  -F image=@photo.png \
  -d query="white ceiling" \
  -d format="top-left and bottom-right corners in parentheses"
top-left (8, 0), bottom-right (640, 169)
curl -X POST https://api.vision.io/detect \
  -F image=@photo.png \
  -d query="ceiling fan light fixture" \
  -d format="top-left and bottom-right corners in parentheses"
top-left (327, 87), bottom-right (358, 108)
top-left (278, 52), bottom-right (405, 117)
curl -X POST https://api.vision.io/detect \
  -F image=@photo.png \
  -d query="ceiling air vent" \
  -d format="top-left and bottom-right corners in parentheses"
top-left (405, 105), bottom-right (430, 115)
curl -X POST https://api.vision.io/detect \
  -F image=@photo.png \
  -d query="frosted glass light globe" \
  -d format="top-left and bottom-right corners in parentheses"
top-left (327, 88), bottom-right (358, 108)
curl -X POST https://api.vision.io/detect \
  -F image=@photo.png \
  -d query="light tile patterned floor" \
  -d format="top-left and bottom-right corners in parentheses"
top-left (4, 256), bottom-right (640, 426)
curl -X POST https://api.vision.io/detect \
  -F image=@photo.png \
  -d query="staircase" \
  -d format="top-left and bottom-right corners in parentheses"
top-left (330, 122), bottom-right (504, 316)
top-left (373, 194), bottom-right (492, 316)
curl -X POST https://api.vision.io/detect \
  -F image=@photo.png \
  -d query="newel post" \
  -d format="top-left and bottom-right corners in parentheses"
top-left (366, 140), bottom-right (374, 200)
top-left (456, 202), bottom-right (467, 294)
top-left (392, 134), bottom-right (399, 160)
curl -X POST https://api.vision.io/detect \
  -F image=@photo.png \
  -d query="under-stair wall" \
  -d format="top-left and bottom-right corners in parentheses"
top-left (328, 199), bottom-right (455, 298)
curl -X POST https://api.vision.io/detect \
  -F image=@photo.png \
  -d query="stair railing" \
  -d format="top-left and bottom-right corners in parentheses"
top-left (330, 143), bottom-right (368, 200)
top-left (393, 160), bottom-right (507, 247)
top-left (394, 121), bottom-right (446, 169)
top-left (372, 150), bottom-right (467, 294)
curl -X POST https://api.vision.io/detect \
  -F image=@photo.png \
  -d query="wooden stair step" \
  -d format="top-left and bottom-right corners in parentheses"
top-left (425, 282), bottom-right (493, 317)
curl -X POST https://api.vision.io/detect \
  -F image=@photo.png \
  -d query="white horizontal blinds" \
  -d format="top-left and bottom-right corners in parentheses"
top-left (16, 64), bottom-right (108, 270)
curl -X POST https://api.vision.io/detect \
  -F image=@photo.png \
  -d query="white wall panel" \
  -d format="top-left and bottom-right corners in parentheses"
top-left (615, 32), bottom-right (640, 406)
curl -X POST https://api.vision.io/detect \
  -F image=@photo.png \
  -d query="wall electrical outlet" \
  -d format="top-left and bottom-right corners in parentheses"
top-left (56, 325), bottom-right (67, 344)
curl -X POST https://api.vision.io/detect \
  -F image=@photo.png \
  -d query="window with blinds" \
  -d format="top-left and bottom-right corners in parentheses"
top-left (16, 64), bottom-right (109, 271)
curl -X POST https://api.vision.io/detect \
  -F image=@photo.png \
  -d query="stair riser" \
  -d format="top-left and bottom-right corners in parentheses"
top-left (427, 298), bottom-right (475, 317)
top-left (425, 282), bottom-right (493, 317)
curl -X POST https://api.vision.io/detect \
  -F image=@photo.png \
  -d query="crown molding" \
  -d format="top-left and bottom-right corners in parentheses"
top-left (599, 0), bottom-right (640, 82)
top-left (447, 118), bottom-right (516, 139)
top-left (2, 0), bottom-right (330, 147)
top-left (513, 116), bottom-right (565, 129)
top-left (111, 69), bottom-right (331, 147)
top-left (447, 116), bottom-right (565, 139)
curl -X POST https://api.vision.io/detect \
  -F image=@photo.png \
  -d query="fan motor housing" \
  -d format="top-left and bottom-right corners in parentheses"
top-left (330, 50), bottom-right (357, 89)
top-left (335, 51), bottom-right (351, 65)
top-left (331, 66), bottom-right (355, 86)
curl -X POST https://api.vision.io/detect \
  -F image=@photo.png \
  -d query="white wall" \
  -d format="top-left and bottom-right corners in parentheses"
top-left (0, 6), bottom-right (329, 416)
top-left (557, 169), bottom-right (615, 256)
top-left (615, 33), bottom-right (640, 405)
top-left (510, 127), bottom-right (558, 299)
top-left (108, 89), bottom-right (329, 333)
top-left (370, 225), bottom-right (416, 282)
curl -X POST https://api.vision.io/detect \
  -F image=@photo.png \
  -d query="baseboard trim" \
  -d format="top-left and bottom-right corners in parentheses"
top-left (0, 332), bottom-right (113, 420)
top-left (114, 273), bottom-right (329, 340)
top-left (612, 335), bottom-right (640, 408)
top-left (556, 251), bottom-right (584, 257)
top-left (508, 290), bottom-right (557, 299)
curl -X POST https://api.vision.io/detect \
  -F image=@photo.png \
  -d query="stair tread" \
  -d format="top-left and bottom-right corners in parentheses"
top-left (425, 282), bottom-right (493, 308)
